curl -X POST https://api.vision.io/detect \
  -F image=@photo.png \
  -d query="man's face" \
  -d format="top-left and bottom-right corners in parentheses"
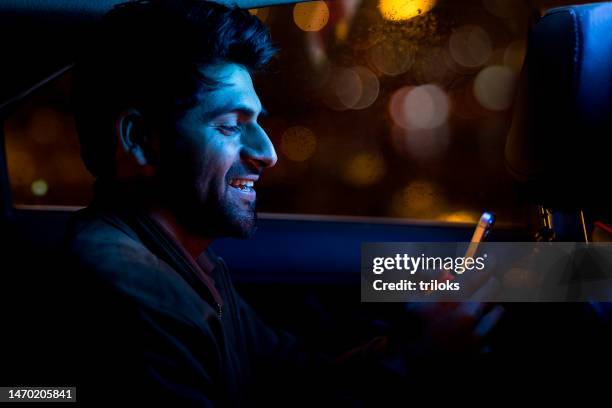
top-left (158, 62), bottom-right (277, 238)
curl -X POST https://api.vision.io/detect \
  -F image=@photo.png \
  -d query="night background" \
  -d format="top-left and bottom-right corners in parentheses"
top-left (2, 0), bottom-right (590, 226)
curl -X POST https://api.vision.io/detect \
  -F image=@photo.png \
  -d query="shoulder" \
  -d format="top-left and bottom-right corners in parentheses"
top-left (68, 207), bottom-right (161, 282)
top-left (67, 208), bottom-right (212, 323)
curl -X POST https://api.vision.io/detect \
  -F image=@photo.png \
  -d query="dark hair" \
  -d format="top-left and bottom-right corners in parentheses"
top-left (73, 0), bottom-right (276, 178)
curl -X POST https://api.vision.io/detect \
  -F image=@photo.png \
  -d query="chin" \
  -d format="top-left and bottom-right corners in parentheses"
top-left (186, 202), bottom-right (258, 239)
top-left (227, 209), bottom-right (258, 238)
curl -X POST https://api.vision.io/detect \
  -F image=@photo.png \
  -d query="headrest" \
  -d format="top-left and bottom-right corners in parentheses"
top-left (505, 2), bottom-right (612, 211)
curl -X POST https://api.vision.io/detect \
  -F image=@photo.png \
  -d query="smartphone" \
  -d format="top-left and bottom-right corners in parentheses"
top-left (440, 212), bottom-right (495, 279)
top-left (465, 211), bottom-right (495, 259)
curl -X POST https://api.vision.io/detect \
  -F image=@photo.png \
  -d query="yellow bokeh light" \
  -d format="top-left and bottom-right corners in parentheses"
top-left (378, 0), bottom-right (436, 22)
top-left (391, 181), bottom-right (437, 217)
top-left (293, 1), bottom-right (329, 32)
top-left (31, 179), bottom-right (48, 197)
top-left (343, 153), bottom-right (386, 186)
top-left (281, 126), bottom-right (317, 162)
top-left (335, 19), bottom-right (349, 42)
top-left (438, 211), bottom-right (479, 223)
top-left (249, 7), bottom-right (270, 22)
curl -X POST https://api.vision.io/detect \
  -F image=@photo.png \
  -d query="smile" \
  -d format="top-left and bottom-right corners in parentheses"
top-left (229, 177), bottom-right (257, 193)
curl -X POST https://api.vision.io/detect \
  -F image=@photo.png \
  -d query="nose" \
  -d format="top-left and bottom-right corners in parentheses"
top-left (241, 123), bottom-right (278, 170)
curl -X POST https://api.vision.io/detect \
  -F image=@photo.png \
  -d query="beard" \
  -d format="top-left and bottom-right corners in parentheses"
top-left (159, 174), bottom-right (258, 239)
top-left (156, 131), bottom-right (260, 239)
top-left (197, 190), bottom-right (258, 238)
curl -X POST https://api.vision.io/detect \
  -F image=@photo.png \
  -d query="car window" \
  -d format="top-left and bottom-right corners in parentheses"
top-left (4, 71), bottom-right (94, 207)
top-left (4, 1), bottom-right (533, 225)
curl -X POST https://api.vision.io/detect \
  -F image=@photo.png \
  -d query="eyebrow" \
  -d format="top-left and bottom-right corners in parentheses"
top-left (204, 103), bottom-right (268, 120)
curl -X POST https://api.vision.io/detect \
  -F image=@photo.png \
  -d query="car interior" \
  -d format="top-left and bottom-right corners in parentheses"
top-left (1, 0), bottom-right (612, 392)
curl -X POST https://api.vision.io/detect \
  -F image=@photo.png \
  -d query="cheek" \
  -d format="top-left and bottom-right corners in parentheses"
top-left (193, 138), bottom-right (239, 192)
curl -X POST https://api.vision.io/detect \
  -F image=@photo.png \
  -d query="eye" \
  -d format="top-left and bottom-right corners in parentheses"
top-left (215, 124), bottom-right (242, 136)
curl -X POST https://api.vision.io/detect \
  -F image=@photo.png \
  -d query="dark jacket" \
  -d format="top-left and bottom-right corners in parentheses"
top-left (67, 200), bottom-right (337, 406)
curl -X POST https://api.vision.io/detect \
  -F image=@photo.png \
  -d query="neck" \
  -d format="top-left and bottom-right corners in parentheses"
top-left (94, 178), bottom-right (212, 259)
top-left (149, 205), bottom-right (212, 260)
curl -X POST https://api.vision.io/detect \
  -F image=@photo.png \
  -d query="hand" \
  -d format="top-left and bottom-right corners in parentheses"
top-left (405, 301), bottom-right (505, 354)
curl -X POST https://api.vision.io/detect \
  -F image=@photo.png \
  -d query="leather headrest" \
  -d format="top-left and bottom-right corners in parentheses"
top-left (506, 2), bottom-right (612, 211)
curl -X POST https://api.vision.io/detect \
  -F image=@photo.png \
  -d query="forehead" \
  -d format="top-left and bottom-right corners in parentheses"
top-left (193, 63), bottom-right (262, 114)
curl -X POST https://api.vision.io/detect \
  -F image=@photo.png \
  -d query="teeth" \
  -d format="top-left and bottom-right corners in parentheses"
top-left (230, 179), bottom-right (255, 189)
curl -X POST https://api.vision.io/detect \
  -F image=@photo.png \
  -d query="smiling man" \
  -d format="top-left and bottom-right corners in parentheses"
top-left (157, 61), bottom-right (276, 239)
top-left (67, 0), bottom-right (503, 405)
top-left (67, 0), bottom-right (313, 405)
top-left (149, 61), bottom-right (276, 255)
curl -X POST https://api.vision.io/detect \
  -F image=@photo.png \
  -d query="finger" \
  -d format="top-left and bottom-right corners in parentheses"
top-left (473, 305), bottom-right (505, 339)
top-left (455, 301), bottom-right (486, 320)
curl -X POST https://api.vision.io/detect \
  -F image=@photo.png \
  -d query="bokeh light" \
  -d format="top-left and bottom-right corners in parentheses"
top-left (335, 18), bottom-right (349, 42)
top-left (378, 0), bottom-right (436, 21)
top-left (449, 25), bottom-right (492, 68)
top-left (391, 124), bottom-right (450, 161)
top-left (322, 67), bottom-right (363, 110)
top-left (391, 180), bottom-right (438, 217)
top-left (324, 66), bottom-right (380, 111)
top-left (369, 40), bottom-right (414, 76)
top-left (293, 1), bottom-right (329, 32)
top-left (389, 86), bottom-right (413, 128)
top-left (2, 1), bottom-right (534, 224)
top-left (406, 85), bottom-right (449, 129)
top-left (305, 32), bottom-right (328, 69)
top-left (343, 153), bottom-right (386, 186)
top-left (389, 84), bottom-right (449, 130)
top-left (438, 211), bottom-right (479, 223)
top-left (249, 7), bottom-right (270, 22)
top-left (281, 126), bottom-right (317, 162)
top-left (351, 66), bottom-right (380, 110)
top-left (31, 179), bottom-right (48, 197)
top-left (333, 68), bottom-right (363, 109)
top-left (473, 65), bottom-right (517, 111)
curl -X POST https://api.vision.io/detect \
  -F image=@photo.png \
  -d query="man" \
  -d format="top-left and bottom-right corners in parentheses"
top-left (69, 1), bottom-right (352, 405)
top-left (68, 0), bottom-right (501, 405)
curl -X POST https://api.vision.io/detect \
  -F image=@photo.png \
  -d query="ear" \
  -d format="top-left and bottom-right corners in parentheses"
top-left (115, 109), bottom-right (156, 167)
